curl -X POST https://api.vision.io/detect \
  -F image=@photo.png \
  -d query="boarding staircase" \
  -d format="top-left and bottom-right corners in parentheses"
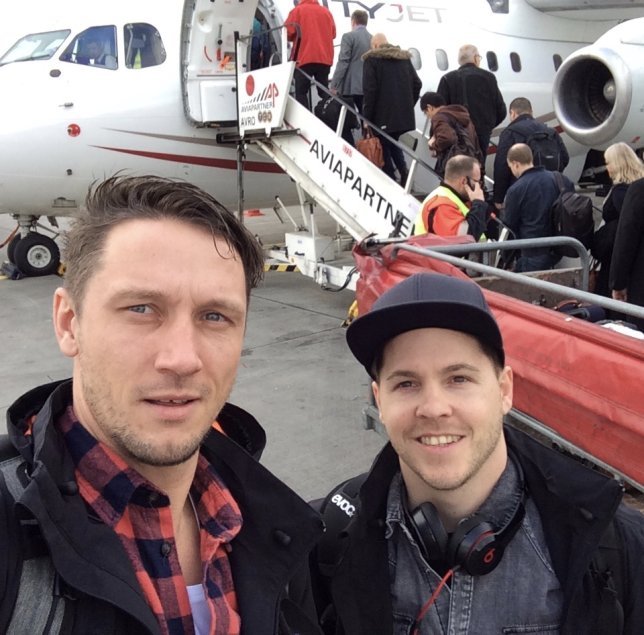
top-left (181, 3), bottom-right (437, 288)
top-left (251, 93), bottom-right (428, 286)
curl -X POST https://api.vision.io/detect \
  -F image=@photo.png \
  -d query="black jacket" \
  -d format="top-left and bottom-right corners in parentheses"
top-left (362, 44), bottom-right (422, 135)
top-left (610, 177), bottom-right (644, 326)
top-left (313, 426), bottom-right (644, 634)
top-left (1, 380), bottom-right (324, 634)
top-left (493, 114), bottom-right (569, 204)
top-left (437, 63), bottom-right (506, 139)
top-left (502, 166), bottom-right (572, 257)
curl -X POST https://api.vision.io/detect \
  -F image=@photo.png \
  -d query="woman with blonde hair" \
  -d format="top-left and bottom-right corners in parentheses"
top-left (592, 142), bottom-right (644, 296)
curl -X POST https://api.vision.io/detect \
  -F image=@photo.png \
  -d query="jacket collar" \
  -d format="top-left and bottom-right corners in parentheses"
top-left (362, 44), bottom-right (411, 62)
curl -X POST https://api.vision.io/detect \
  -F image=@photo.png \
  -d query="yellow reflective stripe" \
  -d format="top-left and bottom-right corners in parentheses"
top-left (414, 186), bottom-right (469, 235)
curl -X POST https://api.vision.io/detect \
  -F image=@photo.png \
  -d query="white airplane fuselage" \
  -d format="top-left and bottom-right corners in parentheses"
top-left (0, 0), bottom-right (638, 219)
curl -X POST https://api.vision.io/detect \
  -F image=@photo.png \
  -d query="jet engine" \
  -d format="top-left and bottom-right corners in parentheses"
top-left (553, 19), bottom-right (644, 149)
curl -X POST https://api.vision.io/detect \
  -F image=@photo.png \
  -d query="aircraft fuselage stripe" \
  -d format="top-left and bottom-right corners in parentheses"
top-left (91, 146), bottom-right (285, 173)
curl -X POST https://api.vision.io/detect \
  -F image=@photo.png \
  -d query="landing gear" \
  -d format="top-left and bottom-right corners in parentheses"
top-left (6, 234), bottom-right (21, 263)
top-left (11, 232), bottom-right (61, 276)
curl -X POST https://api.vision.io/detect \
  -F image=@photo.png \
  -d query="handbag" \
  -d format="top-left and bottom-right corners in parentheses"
top-left (356, 129), bottom-right (384, 168)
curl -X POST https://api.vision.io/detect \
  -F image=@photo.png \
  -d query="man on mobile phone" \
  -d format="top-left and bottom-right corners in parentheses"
top-left (414, 155), bottom-right (489, 239)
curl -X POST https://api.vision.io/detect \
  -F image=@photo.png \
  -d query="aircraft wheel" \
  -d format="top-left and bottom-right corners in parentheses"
top-left (6, 234), bottom-right (21, 263)
top-left (13, 233), bottom-right (61, 277)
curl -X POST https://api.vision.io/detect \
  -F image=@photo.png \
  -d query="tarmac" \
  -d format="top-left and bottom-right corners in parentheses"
top-left (0, 210), bottom-right (386, 501)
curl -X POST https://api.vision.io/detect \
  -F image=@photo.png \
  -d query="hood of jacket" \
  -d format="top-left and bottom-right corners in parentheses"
top-left (362, 43), bottom-right (412, 62)
top-left (435, 104), bottom-right (473, 127)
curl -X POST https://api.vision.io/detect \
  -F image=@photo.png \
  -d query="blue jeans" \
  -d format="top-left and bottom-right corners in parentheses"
top-left (516, 251), bottom-right (557, 273)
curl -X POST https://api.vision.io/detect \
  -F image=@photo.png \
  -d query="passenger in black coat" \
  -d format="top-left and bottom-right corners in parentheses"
top-left (610, 177), bottom-right (644, 329)
top-left (592, 142), bottom-right (644, 297)
top-left (362, 33), bottom-right (422, 184)
top-left (493, 97), bottom-right (568, 208)
top-left (437, 44), bottom-right (506, 157)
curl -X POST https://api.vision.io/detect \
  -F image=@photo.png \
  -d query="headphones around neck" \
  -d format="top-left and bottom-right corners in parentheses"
top-left (406, 458), bottom-right (526, 576)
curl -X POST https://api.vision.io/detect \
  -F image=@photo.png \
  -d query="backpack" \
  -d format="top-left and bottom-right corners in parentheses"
top-left (441, 114), bottom-right (483, 168)
top-left (313, 472), bottom-right (626, 631)
top-left (314, 96), bottom-right (357, 135)
top-left (522, 127), bottom-right (565, 171)
top-left (551, 172), bottom-right (595, 257)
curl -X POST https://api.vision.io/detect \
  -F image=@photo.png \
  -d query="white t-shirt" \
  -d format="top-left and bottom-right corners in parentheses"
top-left (187, 584), bottom-right (212, 635)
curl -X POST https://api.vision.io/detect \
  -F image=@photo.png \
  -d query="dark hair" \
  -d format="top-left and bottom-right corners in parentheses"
top-left (370, 336), bottom-right (504, 382)
top-left (63, 174), bottom-right (264, 309)
top-left (508, 97), bottom-right (532, 116)
top-left (351, 10), bottom-right (368, 25)
top-left (420, 91), bottom-right (446, 112)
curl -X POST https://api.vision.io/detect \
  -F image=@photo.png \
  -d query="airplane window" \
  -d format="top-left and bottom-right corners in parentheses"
top-left (409, 47), bottom-right (422, 71)
top-left (60, 25), bottom-right (118, 70)
top-left (486, 52), bottom-right (498, 72)
top-left (486, 0), bottom-right (509, 12)
top-left (435, 49), bottom-right (448, 72)
top-left (0, 30), bottom-right (70, 66)
top-left (510, 52), bottom-right (521, 72)
top-left (124, 23), bottom-right (166, 69)
top-left (553, 54), bottom-right (563, 71)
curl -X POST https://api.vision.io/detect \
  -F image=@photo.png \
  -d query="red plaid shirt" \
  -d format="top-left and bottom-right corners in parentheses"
top-left (57, 406), bottom-right (242, 635)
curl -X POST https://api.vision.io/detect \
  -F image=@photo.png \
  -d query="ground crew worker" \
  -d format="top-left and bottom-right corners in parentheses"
top-left (414, 154), bottom-right (488, 240)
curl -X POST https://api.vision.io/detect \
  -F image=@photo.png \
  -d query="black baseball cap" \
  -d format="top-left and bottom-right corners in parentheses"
top-left (346, 273), bottom-right (505, 377)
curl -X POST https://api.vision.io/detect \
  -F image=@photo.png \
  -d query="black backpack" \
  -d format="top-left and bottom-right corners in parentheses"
top-left (522, 127), bottom-right (565, 171)
top-left (551, 172), bottom-right (595, 257)
top-left (314, 96), bottom-right (357, 134)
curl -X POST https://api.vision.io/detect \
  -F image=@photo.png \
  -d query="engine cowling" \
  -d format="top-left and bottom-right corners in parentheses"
top-left (553, 19), bottom-right (644, 149)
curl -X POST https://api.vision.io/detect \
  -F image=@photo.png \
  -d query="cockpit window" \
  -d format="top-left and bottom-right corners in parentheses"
top-left (0, 30), bottom-right (70, 66)
top-left (124, 23), bottom-right (166, 69)
top-left (60, 25), bottom-right (118, 70)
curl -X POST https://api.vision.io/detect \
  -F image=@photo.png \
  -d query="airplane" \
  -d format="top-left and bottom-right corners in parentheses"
top-left (1, 0), bottom-right (643, 276)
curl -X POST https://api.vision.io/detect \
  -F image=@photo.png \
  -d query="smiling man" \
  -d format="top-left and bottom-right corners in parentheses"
top-left (0, 175), bottom-right (323, 634)
top-left (312, 272), bottom-right (644, 634)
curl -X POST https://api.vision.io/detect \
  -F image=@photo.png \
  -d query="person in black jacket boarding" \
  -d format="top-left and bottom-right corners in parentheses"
top-left (312, 272), bottom-right (644, 634)
top-left (362, 33), bottom-right (422, 185)
top-left (0, 175), bottom-right (324, 635)
top-left (437, 44), bottom-right (506, 158)
top-left (493, 97), bottom-right (569, 209)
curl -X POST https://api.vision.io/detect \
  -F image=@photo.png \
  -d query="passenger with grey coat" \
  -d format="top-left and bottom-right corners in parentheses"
top-left (330, 10), bottom-right (371, 114)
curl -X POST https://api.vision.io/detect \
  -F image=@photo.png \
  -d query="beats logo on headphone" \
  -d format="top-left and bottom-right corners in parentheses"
top-left (406, 461), bottom-right (526, 576)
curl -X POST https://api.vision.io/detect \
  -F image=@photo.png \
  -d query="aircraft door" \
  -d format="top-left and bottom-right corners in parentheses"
top-left (182, 0), bottom-right (259, 126)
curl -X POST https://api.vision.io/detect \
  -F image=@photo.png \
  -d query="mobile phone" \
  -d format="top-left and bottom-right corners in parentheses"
top-left (466, 176), bottom-right (475, 190)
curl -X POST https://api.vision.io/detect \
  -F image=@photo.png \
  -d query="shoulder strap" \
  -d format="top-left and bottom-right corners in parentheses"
top-left (588, 518), bottom-right (625, 632)
top-left (553, 171), bottom-right (565, 193)
top-left (313, 472), bottom-right (368, 577)
top-left (444, 112), bottom-right (466, 136)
